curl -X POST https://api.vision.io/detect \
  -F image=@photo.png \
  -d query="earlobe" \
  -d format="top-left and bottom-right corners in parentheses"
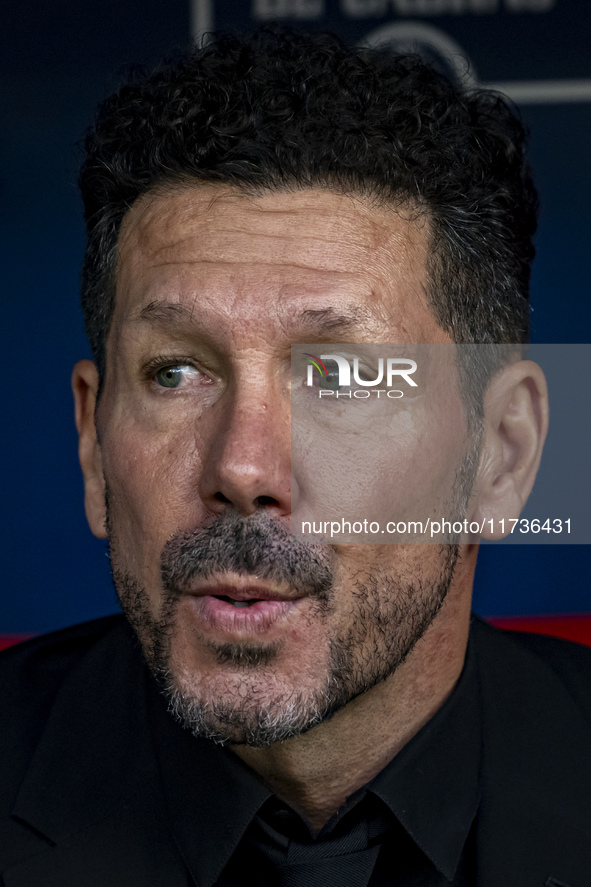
top-left (471, 361), bottom-right (549, 540)
top-left (72, 360), bottom-right (108, 540)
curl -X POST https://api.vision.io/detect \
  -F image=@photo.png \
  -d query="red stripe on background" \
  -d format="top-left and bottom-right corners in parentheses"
top-left (488, 614), bottom-right (591, 647)
top-left (0, 635), bottom-right (34, 651)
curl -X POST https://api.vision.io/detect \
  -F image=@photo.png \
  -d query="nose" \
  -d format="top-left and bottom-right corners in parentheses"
top-left (198, 385), bottom-right (292, 518)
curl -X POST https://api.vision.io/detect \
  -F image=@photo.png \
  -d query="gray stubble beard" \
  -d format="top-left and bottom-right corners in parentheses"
top-left (107, 438), bottom-right (475, 747)
top-left (109, 522), bottom-right (459, 747)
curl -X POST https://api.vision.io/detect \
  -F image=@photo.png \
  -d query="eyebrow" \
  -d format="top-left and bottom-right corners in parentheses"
top-left (134, 301), bottom-right (370, 335)
top-left (137, 300), bottom-right (194, 322)
top-left (297, 307), bottom-right (369, 335)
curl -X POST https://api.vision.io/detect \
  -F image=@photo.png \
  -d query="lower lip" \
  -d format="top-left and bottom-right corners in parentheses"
top-left (186, 595), bottom-right (300, 635)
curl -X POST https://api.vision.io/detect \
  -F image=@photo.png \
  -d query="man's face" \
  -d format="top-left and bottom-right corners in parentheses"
top-left (91, 185), bottom-right (472, 746)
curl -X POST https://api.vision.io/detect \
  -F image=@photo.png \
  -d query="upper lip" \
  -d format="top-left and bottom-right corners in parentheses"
top-left (188, 575), bottom-right (304, 602)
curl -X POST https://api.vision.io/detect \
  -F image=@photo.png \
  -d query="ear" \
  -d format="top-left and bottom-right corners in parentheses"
top-left (471, 360), bottom-right (549, 540)
top-left (72, 360), bottom-right (108, 539)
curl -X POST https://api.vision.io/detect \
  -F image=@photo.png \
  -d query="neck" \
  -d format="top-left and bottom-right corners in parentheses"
top-left (232, 550), bottom-right (475, 832)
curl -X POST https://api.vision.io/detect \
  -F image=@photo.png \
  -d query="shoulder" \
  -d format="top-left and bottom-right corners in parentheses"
top-left (0, 614), bottom-right (129, 702)
top-left (471, 612), bottom-right (591, 664)
top-left (471, 612), bottom-right (591, 667)
top-left (0, 617), bottom-right (176, 881)
top-left (0, 616), bottom-right (133, 809)
top-left (0, 613), bottom-right (133, 726)
top-left (470, 614), bottom-right (591, 726)
top-left (0, 613), bottom-right (127, 664)
top-left (469, 618), bottom-right (591, 876)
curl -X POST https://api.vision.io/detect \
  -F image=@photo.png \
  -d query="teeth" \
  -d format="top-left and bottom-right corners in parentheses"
top-left (232, 601), bottom-right (251, 608)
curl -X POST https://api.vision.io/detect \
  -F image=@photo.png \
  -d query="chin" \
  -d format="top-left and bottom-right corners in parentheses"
top-left (161, 656), bottom-right (337, 747)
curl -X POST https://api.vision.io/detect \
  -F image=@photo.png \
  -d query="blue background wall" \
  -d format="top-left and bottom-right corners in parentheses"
top-left (1, 0), bottom-right (590, 633)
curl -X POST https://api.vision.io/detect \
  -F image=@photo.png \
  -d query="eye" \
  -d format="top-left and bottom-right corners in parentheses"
top-left (154, 364), bottom-right (201, 389)
top-left (319, 369), bottom-right (341, 391)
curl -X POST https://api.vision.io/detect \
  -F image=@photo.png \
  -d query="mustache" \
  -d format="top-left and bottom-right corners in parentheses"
top-left (161, 510), bottom-right (334, 599)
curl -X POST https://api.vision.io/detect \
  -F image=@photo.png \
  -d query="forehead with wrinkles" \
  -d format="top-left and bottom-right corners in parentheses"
top-left (111, 184), bottom-right (451, 345)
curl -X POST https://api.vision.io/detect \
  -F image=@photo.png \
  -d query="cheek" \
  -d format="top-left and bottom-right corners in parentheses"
top-left (294, 393), bottom-right (467, 526)
top-left (381, 391), bottom-right (468, 515)
top-left (332, 543), bottom-right (447, 603)
top-left (396, 407), bottom-right (467, 507)
top-left (99, 416), bottom-right (204, 577)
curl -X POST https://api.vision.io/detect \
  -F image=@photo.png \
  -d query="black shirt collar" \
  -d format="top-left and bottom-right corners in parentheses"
top-left (148, 630), bottom-right (481, 886)
top-left (369, 634), bottom-right (481, 880)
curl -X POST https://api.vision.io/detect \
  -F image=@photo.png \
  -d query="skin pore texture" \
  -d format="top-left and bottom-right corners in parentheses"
top-left (73, 184), bottom-right (548, 832)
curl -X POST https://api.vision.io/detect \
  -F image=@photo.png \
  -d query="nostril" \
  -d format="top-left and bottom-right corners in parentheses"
top-left (214, 492), bottom-right (232, 504)
top-left (254, 495), bottom-right (277, 507)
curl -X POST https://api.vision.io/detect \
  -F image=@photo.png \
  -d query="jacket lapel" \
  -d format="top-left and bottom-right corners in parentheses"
top-left (473, 620), bottom-right (591, 887)
top-left (7, 616), bottom-right (591, 886)
top-left (5, 623), bottom-right (189, 887)
top-left (4, 793), bottom-right (188, 887)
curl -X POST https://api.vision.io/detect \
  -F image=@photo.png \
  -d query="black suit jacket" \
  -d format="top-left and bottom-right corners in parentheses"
top-left (1, 614), bottom-right (590, 887)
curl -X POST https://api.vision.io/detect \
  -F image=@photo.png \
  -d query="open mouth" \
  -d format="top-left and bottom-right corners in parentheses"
top-left (213, 595), bottom-right (262, 608)
top-left (187, 585), bottom-right (300, 634)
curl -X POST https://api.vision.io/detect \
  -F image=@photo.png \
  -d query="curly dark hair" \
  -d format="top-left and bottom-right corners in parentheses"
top-left (79, 27), bottom-right (538, 384)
